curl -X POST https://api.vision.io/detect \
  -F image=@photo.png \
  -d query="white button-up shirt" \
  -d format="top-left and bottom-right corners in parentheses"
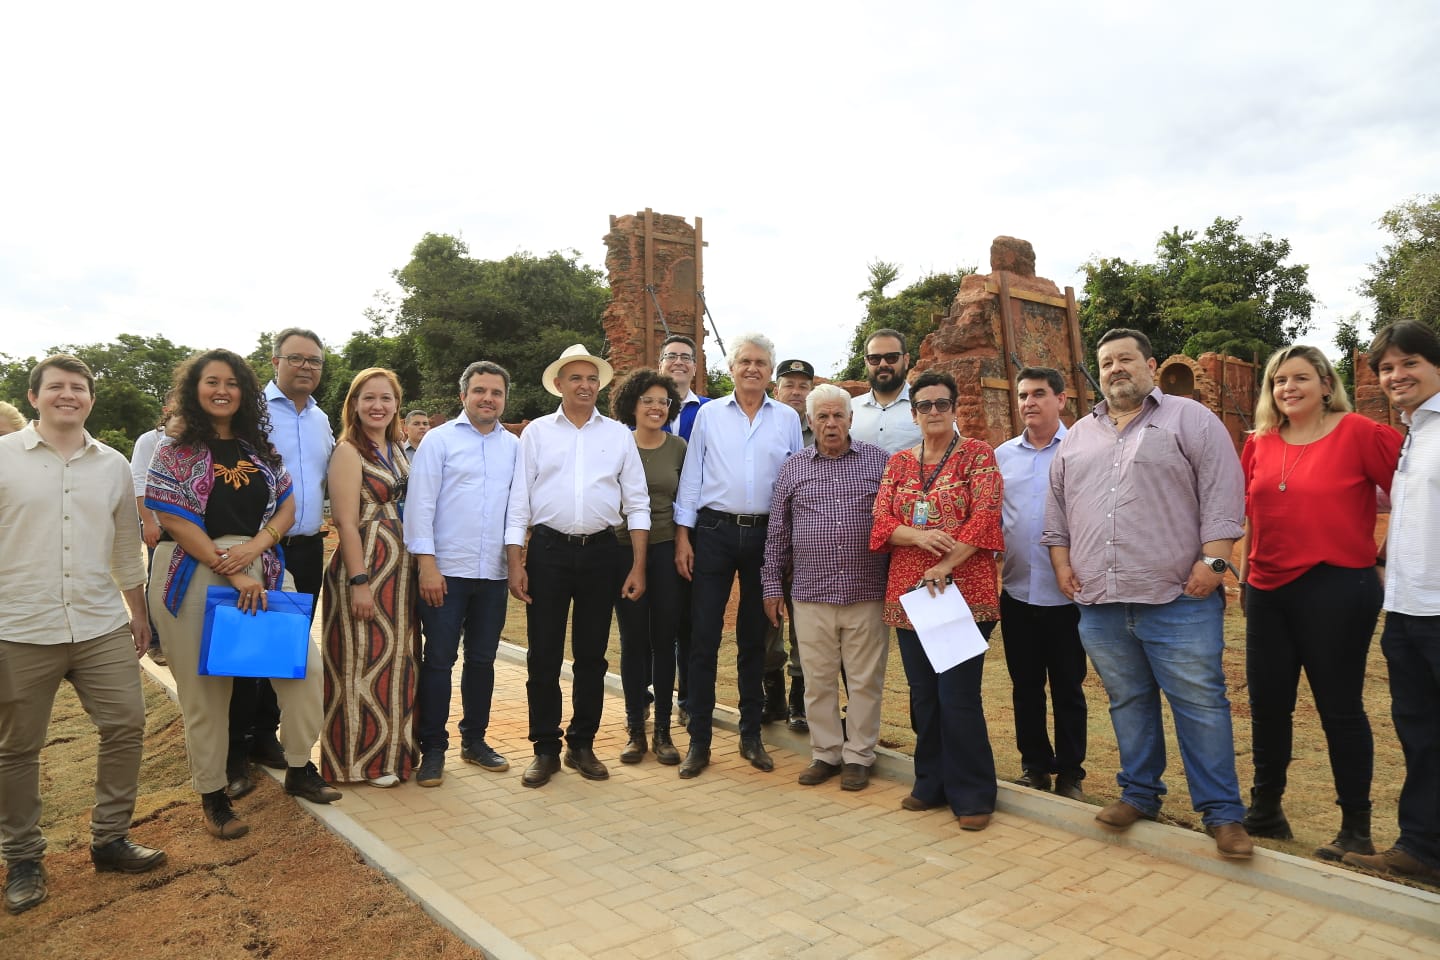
top-left (265, 380), bottom-right (334, 536)
top-left (1386, 392), bottom-right (1440, 616)
top-left (505, 406), bottom-right (651, 543)
top-left (0, 426), bottom-right (146, 645)
top-left (850, 382), bottom-right (922, 454)
top-left (997, 423), bottom-right (1069, 607)
top-left (673, 394), bottom-right (803, 527)
top-left (404, 418), bottom-right (518, 580)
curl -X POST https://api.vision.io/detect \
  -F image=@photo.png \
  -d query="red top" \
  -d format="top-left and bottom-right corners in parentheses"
top-left (1241, 412), bottom-right (1403, 590)
top-left (871, 438), bottom-right (1005, 626)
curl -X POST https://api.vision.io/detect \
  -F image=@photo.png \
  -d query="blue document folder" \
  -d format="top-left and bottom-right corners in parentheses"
top-left (199, 587), bottom-right (313, 679)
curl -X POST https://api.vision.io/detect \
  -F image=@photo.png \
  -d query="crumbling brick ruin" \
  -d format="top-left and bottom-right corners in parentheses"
top-left (1158, 353), bottom-right (1257, 455)
top-left (602, 210), bottom-right (706, 386)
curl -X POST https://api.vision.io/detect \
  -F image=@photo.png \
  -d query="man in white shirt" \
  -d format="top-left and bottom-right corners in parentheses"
top-left (506, 344), bottom-right (651, 788)
top-left (1345, 321), bottom-right (1440, 883)
top-left (673, 333), bottom-right (803, 778)
top-left (405, 363), bottom-right (518, 788)
top-left (1, 355), bottom-right (166, 916)
top-left (850, 328), bottom-right (922, 454)
top-left (995, 367), bottom-right (1087, 801)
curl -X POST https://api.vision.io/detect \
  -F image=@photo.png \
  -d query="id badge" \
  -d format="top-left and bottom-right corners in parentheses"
top-left (912, 500), bottom-right (930, 526)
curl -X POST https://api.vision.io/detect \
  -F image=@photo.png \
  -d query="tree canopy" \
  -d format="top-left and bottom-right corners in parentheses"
top-left (1362, 194), bottom-right (1440, 332)
top-left (836, 262), bottom-right (975, 381)
top-left (1079, 217), bottom-right (1314, 362)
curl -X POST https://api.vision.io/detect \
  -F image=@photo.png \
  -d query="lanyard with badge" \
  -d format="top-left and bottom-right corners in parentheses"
top-left (373, 442), bottom-right (407, 520)
top-left (911, 433), bottom-right (958, 527)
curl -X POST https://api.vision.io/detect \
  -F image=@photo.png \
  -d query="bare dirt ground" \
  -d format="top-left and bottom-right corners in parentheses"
top-left (0, 678), bottom-right (481, 960)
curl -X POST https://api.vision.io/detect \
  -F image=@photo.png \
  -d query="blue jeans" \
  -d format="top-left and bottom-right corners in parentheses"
top-left (686, 512), bottom-right (768, 747)
top-left (896, 622), bottom-right (998, 817)
top-left (1076, 593), bottom-right (1245, 826)
top-left (416, 576), bottom-right (508, 755)
top-left (1380, 612), bottom-right (1440, 870)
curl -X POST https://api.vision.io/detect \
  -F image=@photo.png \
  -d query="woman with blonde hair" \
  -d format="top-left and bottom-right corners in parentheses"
top-left (319, 367), bottom-right (419, 787)
top-left (1239, 344), bottom-right (1402, 861)
top-left (0, 400), bottom-right (26, 435)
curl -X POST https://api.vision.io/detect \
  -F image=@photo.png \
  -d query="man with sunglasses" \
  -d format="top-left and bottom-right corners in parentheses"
top-left (851, 329), bottom-right (921, 454)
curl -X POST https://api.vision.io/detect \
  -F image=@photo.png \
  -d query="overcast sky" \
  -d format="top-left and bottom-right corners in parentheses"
top-left (3, 2), bottom-right (1437, 380)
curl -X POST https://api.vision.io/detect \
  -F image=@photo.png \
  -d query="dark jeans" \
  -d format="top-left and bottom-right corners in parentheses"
top-left (615, 541), bottom-right (680, 729)
top-left (676, 576), bottom-right (693, 710)
top-left (686, 511), bottom-right (768, 747)
top-left (525, 527), bottom-right (623, 756)
top-left (1246, 563), bottom-right (1381, 810)
top-left (229, 531), bottom-right (323, 755)
top-left (999, 591), bottom-right (1087, 780)
top-left (416, 576), bottom-right (508, 754)
top-left (896, 622), bottom-right (998, 817)
top-left (1380, 612), bottom-right (1440, 869)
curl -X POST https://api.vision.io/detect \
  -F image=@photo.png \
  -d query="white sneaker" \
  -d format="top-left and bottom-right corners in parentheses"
top-left (366, 774), bottom-right (400, 788)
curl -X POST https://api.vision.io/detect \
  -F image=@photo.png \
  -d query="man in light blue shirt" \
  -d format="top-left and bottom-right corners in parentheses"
top-left (229, 328), bottom-right (335, 792)
top-left (673, 333), bottom-right (802, 778)
top-left (405, 361), bottom-right (519, 788)
top-left (996, 366), bottom-right (1087, 801)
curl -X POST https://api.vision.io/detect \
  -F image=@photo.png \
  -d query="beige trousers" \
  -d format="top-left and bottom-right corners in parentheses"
top-left (792, 600), bottom-right (889, 766)
top-left (149, 537), bottom-right (323, 794)
top-left (0, 625), bottom-right (146, 863)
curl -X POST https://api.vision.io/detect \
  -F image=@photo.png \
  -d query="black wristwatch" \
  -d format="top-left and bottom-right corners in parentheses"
top-left (348, 573), bottom-right (371, 586)
top-left (1200, 555), bottom-right (1227, 574)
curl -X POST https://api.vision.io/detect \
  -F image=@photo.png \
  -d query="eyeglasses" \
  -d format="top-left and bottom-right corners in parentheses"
top-left (913, 399), bottom-right (954, 414)
top-left (638, 396), bottom-right (673, 408)
top-left (277, 354), bottom-right (324, 369)
top-left (660, 352), bottom-right (695, 364)
top-left (864, 352), bottom-right (902, 366)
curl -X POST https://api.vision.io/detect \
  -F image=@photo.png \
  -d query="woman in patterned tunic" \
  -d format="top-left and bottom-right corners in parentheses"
top-left (870, 369), bottom-right (1005, 832)
top-left (321, 367), bottom-right (419, 787)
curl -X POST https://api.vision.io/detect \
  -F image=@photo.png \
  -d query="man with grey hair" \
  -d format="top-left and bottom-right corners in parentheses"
top-left (228, 327), bottom-right (335, 796)
top-left (673, 333), bottom-right (803, 778)
top-left (405, 362), bottom-right (518, 787)
top-left (762, 384), bottom-right (890, 790)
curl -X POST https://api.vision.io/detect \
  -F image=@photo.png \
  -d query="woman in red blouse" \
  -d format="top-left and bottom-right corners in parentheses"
top-left (1239, 344), bottom-right (1402, 861)
top-left (871, 370), bottom-right (1005, 831)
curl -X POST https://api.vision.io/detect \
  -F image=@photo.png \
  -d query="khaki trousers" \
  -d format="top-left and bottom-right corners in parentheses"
top-left (0, 625), bottom-right (146, 863)
top-left (149, 538), bottom-right (324, 794)
top-left (792, 600), bottom-right (888, 766)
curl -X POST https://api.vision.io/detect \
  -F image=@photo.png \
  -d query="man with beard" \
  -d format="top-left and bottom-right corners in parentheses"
top-left (850, 329), bottom-right (921, 455)
top-left (1043, 328), bottom-right (1252, 861)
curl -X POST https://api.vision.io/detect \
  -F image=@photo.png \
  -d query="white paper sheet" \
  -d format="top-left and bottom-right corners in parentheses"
top-left (898, 584), bottom-right (988, 672)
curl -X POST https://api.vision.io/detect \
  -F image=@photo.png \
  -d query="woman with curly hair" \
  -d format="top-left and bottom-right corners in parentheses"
top-left (146, 349), bottom-right (340, 841)
top-left (610, 368), bottom-right (686, 764)
top-left (320, 367), bottom-right (419, 787)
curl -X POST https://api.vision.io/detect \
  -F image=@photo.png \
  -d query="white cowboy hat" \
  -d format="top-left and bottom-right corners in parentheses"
top-left (542, 343), bottom-right (614, 397)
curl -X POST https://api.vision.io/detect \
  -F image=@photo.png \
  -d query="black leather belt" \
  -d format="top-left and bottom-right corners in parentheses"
top-left (533, 524), bottom-right (615, 546)
top-left (280, 532), bottom-right (324, 547)
top-left (700, 508), bottom-right (768, 528)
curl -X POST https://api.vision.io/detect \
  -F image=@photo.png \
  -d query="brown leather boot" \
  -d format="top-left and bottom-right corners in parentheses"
top-left (620, 727), bottom-right (648, 764)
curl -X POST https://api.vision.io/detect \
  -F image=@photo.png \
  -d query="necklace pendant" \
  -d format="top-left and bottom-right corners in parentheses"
top-left (1279, 482), bottom-right (1287, 492)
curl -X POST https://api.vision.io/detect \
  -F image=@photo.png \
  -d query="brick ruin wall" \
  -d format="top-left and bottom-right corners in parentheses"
top-left (601, 211), bottom-right (705, 386)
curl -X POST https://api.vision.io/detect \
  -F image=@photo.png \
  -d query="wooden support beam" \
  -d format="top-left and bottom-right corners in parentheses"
top-left (981, 377), bottom-right (1013, 391)
top-left (1064, 286), bottom-right (1091, 419)
top-left (996, 272), bottom-right (1023, 436)
top-left (985, 277), bottom-right (1068, 308)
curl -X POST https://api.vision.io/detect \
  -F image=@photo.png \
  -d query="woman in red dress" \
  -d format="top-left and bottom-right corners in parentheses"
top-left (871, 370), bottom-right (1004, 831)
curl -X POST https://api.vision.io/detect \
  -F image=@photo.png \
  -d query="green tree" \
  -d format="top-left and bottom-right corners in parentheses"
top-left (1333, 312), bottom-right (1363, 392)
top-left (837, 262), bottom-right (975, 381)
top-left (1362, 194), bottom-right (1440, 331)
top-left (1079, 217), bottom-right (1314, 362)
top-left (0, 353), bottom-right (36, 412)
top-left (393, 234), bottom-right (611, 421)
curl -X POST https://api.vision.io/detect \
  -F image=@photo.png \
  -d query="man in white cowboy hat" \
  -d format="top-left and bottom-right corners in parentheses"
top-left (505, 344), bottom-right (651, 788)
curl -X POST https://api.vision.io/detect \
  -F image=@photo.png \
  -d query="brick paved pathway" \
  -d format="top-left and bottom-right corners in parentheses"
top-left (312, 654), bottom-right (1440, 960)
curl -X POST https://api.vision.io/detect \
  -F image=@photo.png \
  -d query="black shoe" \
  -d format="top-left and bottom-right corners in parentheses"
top-left (201, 789), bottom-right (249, 840)
top-left (786, 713), bottom-right (809, 733)
top-left (522, 754), bottom-right (561, 788)
top-left (416, 751), bottom-right (445, 787)
top-left (285, 762), bottom-right (342, 804)
top-left (1054, 776), bottom-right (1085, 801)
top-left (3, 860), bottom-right (46, 915)
top-left (225, 755), bottom-right (255, 800)
top-left (739, 737), bottom-right (774, 772)
top-left (678, 745), bottom-right (711, 779)
top-left (1015, 769), bottom-right (1052, 792)
top-left (563, 746), bottom-right (610, 781)
top-left (761, 671), bottom-right (787, 723)
top-left (248, 735), bottom-right (287, 770)
top-left (798, 760), bottom-right (842, 786)
top-left (1316, 808), bottom-right (1373, 862)
top-left (1242, 788), bottom-right (1293, 840)
top-left (620, 727), bottom-right (648, 764)
top-left (653, 727), bottom-right (681, 765)
top-left (460, 740), bottom-right (509, 773)
top-left (91, 837), bottom-right (167, 874)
